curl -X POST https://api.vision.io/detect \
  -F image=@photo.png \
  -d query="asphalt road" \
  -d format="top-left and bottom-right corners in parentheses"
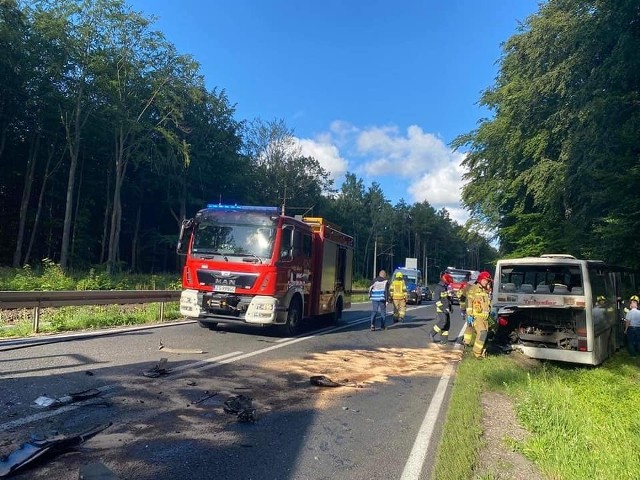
top-left (0, 301), bottom-right (469, 480)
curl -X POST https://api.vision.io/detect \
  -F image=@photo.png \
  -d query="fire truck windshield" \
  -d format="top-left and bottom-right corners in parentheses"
top-left (191, 212), bottom-right (276, 261)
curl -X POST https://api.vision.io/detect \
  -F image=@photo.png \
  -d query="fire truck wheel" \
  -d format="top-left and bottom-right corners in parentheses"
top-left (281, 298), bottom-right (302, 336)
top-left (330, 298), bottom-right (343, 325)
top-left (197, 320), bottom-right (218, 330)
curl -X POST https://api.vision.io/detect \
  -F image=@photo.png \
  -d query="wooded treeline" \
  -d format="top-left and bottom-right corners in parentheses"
top-left (0, 0), bottom-right (495, 280)
top-left (455, 0), bottom-right (640, 268)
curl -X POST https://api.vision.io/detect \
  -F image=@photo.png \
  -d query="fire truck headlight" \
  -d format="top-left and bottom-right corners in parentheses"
top-left (180, 289), bottom-right (201, 316)
top-left (246, 297), bottom-right (278, 323)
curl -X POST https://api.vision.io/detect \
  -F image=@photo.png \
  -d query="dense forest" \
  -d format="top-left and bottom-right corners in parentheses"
top-left (2, 0), bottom-right (637, 282)
top-left (0, 0), bottom-right (495, 281)
top-left (455, 0), bottom-right (640, 269)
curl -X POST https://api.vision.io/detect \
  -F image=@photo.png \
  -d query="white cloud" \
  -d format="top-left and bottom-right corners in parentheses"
top-left (356, 125), bottom-right (457, 177)
top-left (296, 121), bottom-right (472, 225)
top-left (408, 156), bottom-right (466, 205)
top-left (408, 155), bottom-right (469, 224)
top-left (295, 137), bottom-right (348, 181)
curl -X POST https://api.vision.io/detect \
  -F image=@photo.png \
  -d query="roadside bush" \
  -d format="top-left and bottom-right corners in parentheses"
top-left (38, 258), bottom-right (75, 290)
top-left (0, 260), bottom-right (180, 291)
top-left (75, 269), bottom-right (115, 290)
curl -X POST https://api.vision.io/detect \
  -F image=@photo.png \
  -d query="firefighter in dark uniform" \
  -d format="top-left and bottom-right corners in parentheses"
top-left (429, 272), bottom-right (454, 345)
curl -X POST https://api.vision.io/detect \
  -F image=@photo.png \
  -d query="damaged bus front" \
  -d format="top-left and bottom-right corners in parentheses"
top-left (492, 255), bottom-right (635, 365)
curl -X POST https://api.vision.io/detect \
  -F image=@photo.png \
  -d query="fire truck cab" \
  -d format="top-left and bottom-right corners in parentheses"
top-left (177, 204), bottom-right (353, 335)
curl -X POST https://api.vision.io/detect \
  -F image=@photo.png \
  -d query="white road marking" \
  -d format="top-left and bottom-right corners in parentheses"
top-left (400, 362), bottom-right (455, 480)
top-left (399, 322), bottom-right (467, 479)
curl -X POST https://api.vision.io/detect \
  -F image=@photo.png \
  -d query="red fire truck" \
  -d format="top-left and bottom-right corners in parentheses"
top-left (176, 204), bottom-right (353, 335)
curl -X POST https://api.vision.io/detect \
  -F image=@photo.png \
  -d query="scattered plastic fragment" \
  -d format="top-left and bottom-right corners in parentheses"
top-left (192, 392), bottom-right (218, 405)
top-left (223, 395), bottom-right (257, 423)
top-left (78, 462), bottom-right (118, 480)
top-left (158, 341), bottom-right (205, 354)
top-left (309, 375), bottom-right (342, 387)
top-left (34, 396), bottom-right (57, 408)
top-left (33, 389), bottom-right (103, 409)
top-left (0, 423), bottom-right (111, 477)
top-left (142, 358), bottom-right (170, 378)
top-left (237, 408), bottom-right (258, 423)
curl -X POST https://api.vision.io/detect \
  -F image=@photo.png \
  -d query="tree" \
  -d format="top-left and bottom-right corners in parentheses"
top-left (454, 0), bottom-right (640, 266)
top-left (242, 118), bottom-right (333, 212)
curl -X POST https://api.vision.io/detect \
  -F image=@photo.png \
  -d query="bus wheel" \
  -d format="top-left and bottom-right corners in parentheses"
top-left (281, 298), bottom-right (302, 336)
top-left (197, 320), bottom-right (218, 330)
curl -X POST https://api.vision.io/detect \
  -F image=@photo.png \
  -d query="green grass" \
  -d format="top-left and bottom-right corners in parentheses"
top-left (434, 350), bottom-right (640, 480)
top-left (0, 303), bottom-right (182, 338)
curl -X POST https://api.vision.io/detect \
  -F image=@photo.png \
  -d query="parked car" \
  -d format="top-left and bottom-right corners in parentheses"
top-left (421, 286), bottom-right (433, 301)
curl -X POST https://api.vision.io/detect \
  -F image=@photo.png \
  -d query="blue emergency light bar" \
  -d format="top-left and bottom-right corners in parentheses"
top-left (205, 204), bottom-right (279, 213)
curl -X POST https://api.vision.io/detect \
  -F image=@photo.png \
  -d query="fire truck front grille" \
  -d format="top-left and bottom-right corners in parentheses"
top-left (202, 293), bottom-right (251, 317)
top-left (196, 270), bottom-right (258, 290)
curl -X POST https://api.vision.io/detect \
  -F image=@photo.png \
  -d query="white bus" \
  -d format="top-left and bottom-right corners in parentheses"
top-left (492, 254), bottom-right (639, 365)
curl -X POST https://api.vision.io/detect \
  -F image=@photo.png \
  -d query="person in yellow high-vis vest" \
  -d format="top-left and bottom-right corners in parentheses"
top-left (389, 271), bottom-right (408, 323)
top-left (466, 271), bottom-right (492, 358)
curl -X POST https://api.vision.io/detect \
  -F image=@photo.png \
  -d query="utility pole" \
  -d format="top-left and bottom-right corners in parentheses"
top-left (373, 239), bottom-right (377, 278)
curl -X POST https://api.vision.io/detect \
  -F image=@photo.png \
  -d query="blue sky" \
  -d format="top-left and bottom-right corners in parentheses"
top-left (129, 0), bottom-right (541, 225)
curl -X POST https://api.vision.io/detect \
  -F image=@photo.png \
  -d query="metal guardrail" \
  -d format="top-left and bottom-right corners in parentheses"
top-left (0, 289), bottom-right (369, 333)
top-left (0, 290), bottom-right (181, 333)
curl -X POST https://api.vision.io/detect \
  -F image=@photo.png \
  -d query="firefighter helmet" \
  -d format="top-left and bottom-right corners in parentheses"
top-left (442, 272), bottom-right (454, 284)
top-left (395, 271), bottom-right (403, 279)
top-left (477, 271), bottom-right (492, 283)
top-left (631, 295), bottom-right (639, 303)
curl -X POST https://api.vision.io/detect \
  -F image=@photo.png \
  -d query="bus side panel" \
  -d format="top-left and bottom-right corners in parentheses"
top-left (516, 346), bottom-right (597, 365)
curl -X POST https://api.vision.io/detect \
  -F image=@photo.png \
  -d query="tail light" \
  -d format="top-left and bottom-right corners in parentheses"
top-left (498, 316), bottom-right (509, 327)
top-left (578, 337), bottom-right (588, 351)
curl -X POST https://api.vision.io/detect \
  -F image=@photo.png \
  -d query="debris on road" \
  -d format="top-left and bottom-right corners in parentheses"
top-left (33, 389), bottom-right (103, 409)
top-left (142, 358), bottom-right (170, 378)
top-left (236, 408), bottom-right (258, 423)
top-left (158, 341), bottom-right (205, 354)
top-left (69, 388), bottom-right (102, 402)
top-left (33, 396), bottom-right (57, 408)
top-left (0, 423), bottom-right (112, 478)
top-left (78, 462), bottom-right (119, 480)
top-left (309, 375), bottom-right (342, 387)
top-left (223, 395), bottom-right (257, 423)
top-left (192, 392), bottom-right (218, 405)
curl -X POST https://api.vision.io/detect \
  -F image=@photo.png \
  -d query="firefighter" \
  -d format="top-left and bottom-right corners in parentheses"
top-left (458, 272), bottom-right (472, 317)
top-left (389, 271), bottom-right (408, 323)
top-left (429, 272), bottom-right (454, 345)
top-left (466, 271), bottom-right (492, 358)
top-left (460, 275), bottom-right (476, 347)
